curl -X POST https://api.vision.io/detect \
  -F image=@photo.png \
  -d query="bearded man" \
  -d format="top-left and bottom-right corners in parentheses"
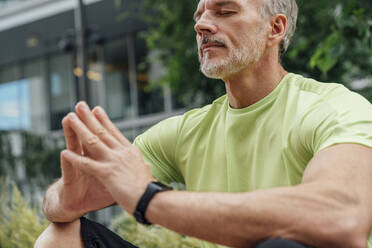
top-left (35, 0), bottom-right (372, 247)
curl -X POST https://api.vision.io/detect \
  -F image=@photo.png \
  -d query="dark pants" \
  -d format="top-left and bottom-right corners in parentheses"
top-left (255, 239), bottom-right (310, 248)
top-left (81, 217), bottom-right (138, 248)
top-left (81, 217), bottom-right (310, 248)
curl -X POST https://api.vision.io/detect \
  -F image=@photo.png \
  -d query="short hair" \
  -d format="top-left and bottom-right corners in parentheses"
top-left (259, 0), bottom-right (298, 55)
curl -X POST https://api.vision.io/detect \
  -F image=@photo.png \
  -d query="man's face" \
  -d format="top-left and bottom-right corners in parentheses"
top-left (194, 0), bottom-right (269, 79)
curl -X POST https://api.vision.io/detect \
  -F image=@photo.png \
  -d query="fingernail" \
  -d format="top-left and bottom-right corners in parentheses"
top-left (97, 106), bottom-right (105, 114)
top-left (82, 101), bottom-right (90, 110)
top-left (93, 106), bottom-right (105, 115)
top-left (69, 113), bottom-right (77, 120)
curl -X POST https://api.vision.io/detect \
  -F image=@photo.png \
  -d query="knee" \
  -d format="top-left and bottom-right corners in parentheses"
top-left (34, 219), bottom-right (83, 248)
top-left (254, 238), bottom-right (310, 248)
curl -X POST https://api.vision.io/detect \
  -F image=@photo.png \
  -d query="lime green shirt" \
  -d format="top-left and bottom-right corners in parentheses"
top-left (134, 73), bottom-right (372, 248)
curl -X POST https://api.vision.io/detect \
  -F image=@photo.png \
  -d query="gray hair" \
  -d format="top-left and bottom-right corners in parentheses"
top-left (259, 0), bottom-right (298, 55)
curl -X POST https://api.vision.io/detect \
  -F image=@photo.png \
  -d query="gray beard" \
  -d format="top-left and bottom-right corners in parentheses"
top-left (199, 30), bottom-right (266, 80)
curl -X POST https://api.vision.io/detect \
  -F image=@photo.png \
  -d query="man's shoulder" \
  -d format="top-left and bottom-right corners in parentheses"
top-left (281, 74), bottom-right (372, 154)
top-left (287, 73), bottom-right (348, 97)
top-left (286, 73), bottom-right (370, 113)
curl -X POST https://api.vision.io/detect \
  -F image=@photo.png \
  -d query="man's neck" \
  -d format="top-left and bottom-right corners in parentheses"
top-left (223, 53), bottom-right (288, 109)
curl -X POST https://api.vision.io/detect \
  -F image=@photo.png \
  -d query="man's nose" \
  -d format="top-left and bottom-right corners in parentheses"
top-left (194, 20), bottom-right (217, 36)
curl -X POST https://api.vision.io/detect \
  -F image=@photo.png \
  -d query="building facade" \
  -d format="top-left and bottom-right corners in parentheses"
top-left (0, 0), bottom-right (184, 139)
top-left (0, 0), bottom-right (187, 223)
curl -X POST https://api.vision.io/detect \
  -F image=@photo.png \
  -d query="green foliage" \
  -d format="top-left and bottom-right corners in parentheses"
top-left (0, 180), bottom-right (49, 248)
top-left (0, 179), bottom-right (201, 248)
top-left (309, 31), bottom-right (343, 74)
top-left (0, 131), bottom-right (62, 186)
top-left (0, 132), bottom-right (16, 177)
top-left (289, 0), bottom-right (372, 83)
top-left (111, 212), bottom-right (202, 248)
top-left (20, 132), bottom-right (62, 181)
top-left (143, 0), bottom-right (372, 105)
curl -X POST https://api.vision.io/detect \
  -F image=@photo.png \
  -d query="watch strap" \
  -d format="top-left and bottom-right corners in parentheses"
top-left (133, 181), bottom-right (171, 225)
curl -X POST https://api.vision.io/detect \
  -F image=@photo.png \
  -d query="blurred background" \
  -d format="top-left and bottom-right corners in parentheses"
top-left (0, 0), bottom-right (371, 245)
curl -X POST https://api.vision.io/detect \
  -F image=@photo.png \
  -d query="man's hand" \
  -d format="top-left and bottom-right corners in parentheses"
top-left (42, 105), bottom-right (117, 222)
top-left (57, 112), bottom-right (115, 217)
top-left (61, 102), bottom-right (155, 214)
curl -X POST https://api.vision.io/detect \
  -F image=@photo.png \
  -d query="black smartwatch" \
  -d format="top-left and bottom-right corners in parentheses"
top-left (133, 181), bottom-right (171, 225)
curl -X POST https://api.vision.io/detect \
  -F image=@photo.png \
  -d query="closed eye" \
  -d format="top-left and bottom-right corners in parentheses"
top-left (216, 10), bottom-right (235, 16)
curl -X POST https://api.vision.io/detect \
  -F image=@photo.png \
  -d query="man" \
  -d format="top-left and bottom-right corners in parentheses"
top-left (35, 0), bottom-right (372, 247)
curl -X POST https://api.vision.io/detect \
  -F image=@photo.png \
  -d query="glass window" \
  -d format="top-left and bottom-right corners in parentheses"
top-left (103, 38), bottom-right (131, 120)
top-left (23, 59), bottom-right (49, 133)
top-left (87, 46), bottom-right (105, 108)
top-left (49, 54), bottom-right (75, 130)
top-left (0, 64), bottom-right (20, 83)
top-left (135, 33), bottom-right (165, 116)
top-left (0, 64), bottom-right (29, 130)
top-left (0, 0), bottom-right (25, 9)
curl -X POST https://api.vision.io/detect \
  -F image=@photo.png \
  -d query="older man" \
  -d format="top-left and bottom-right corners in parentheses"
top-left (35, 0), bottom-right (372, 247)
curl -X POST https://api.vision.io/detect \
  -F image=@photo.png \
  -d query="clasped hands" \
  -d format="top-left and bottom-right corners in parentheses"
top-left (59, 101), bottom-right (155, 217)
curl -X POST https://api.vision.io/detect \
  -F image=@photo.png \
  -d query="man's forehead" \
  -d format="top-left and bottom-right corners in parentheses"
top-left (196, 0), bottom-right (259, 10)
top-left (197, 0), bottom-right (240, 7)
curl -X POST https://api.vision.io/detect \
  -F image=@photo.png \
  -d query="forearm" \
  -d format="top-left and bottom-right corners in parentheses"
top-left (146, 183), bottom-right (367, 248)
top-left (42, 180), bottom-right (84, 223)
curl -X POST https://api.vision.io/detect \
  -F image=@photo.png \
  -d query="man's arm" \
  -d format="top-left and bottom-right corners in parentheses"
top-left (146, 144), bottom-right (372, 248)
top-left (62, 102), bottom-right (372, 247)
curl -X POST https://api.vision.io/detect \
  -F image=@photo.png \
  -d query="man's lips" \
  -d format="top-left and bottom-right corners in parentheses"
top-left (201, 43), bottom-right (225, 51)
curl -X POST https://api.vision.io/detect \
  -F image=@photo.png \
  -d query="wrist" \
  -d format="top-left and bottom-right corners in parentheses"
top-left (133, 181), bottom-right (172, 225)
top-left (106, 178), bottom-right (154, 214)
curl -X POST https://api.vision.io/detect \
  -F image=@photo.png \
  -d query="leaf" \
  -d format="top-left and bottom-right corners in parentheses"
top-left (310, 31), bottom-right (343, 74)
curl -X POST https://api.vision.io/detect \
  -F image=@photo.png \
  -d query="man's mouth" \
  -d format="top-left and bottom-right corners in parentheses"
top-left (200, 37), bottom-right (226, 54)
top-left (202, 43), bottom-right (225, 51)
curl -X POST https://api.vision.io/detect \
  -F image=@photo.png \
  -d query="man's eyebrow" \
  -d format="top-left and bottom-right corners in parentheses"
top-left (193, 1), bottom-right (240, 21)
top-left (214, 0), bottom-right (240, 7)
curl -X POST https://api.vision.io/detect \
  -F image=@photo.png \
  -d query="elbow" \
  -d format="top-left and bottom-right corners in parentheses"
top-left (333, 225), bottom-right (367, 248)
top-left (319, 206), bottom-right (369, 248)
top-left (312, 186), bottom-right (370, 248)
top-left (336, 216), bottom-right (368, 248)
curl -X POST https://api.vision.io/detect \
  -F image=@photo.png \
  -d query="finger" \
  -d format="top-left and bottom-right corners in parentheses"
top-left (75, 102), bottom-right (120, 149)
top-left (92, 106), bottom-right (131, 146)
top-left (62, 115), bottom-right (82, 154)
top-left (67, 112), bottom-right (110, 158)
top-left (61, 150), bottom-right (101, 177)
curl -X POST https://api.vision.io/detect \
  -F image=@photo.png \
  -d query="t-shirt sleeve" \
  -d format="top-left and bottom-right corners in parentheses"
top-left (301, 89), bottom-right (372, 154)
top-left (133, 116), bottom-right (185, 185)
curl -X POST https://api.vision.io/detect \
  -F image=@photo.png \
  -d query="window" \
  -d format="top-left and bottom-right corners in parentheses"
top-left (87, 46), bottom-right (105, 108)
top-left (49, 53), bottom-right (75, 130)
top-left (23, 59), bottom-right (49, 133)
top-left (0, 64), bottom-right (29, 130)
top-left (135, 32), bottom-right (165, 116)
top-left (103, 38), bottom-right (132, 120)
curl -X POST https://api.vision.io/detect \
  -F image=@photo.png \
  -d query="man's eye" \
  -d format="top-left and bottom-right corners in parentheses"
top-left (217, 11), bottom-right (234, 16)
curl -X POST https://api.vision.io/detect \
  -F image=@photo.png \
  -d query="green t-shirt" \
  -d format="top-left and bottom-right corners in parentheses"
top-left (134, 73), bottom-right (372, 248)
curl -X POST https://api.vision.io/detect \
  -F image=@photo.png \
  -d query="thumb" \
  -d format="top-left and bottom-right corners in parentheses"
top-left (60, 151), bottom-right (78, 185)
top-left (61, 150), bottom-right (101, 177)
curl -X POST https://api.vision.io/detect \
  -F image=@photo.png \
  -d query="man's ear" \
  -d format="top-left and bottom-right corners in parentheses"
top-left (267, 14), bottom-right (287, 48)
